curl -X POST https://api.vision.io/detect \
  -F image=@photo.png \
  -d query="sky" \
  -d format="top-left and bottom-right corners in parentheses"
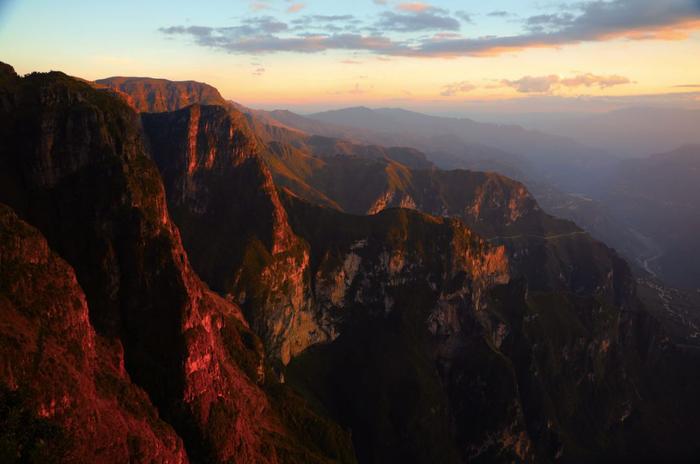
top-left (1, 0), bottom-right (699, 114)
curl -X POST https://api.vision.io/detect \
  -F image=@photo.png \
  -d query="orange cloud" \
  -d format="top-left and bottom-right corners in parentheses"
top-left (286, 3), bottom-right (305, 14)
top-left (397, 2), bottom-right (432, 13)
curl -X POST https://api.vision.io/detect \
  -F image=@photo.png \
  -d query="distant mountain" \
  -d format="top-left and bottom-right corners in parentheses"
top-left (509, 107), bottom-right (700, 157)
top-left (598, 145), bottom-right (700, 288)
top-left (96, 76), bottom-right (227, 112)
top-left (252, 106), bottom-right (653, 270)
top-left (308, 107), bottom-right (616, 194)
top-left (243, 106), bottom-right (531, 180)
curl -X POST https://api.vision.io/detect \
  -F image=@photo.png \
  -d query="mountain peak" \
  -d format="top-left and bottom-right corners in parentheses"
top-left (95, 75), bottom-right (226, 112)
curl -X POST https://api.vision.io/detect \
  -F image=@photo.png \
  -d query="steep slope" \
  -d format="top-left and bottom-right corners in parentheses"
top-left (0, 203), bottom-right (187, 463)
top-left (280, 195), bottom-right (700, 463)
top-left (96, 76), bottom-right (227, 113)
top-left (141, 105), bottom-right (326, 365)
top-left (258, 147), bottom-right (624, 298)
top-left (283, 200), bottom-right (533, 463)
top-left (0, 64), bottom-right (354, 463)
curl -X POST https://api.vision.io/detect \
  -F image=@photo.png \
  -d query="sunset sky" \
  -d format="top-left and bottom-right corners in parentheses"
top-left (1, 0), bottom-right (699, 113)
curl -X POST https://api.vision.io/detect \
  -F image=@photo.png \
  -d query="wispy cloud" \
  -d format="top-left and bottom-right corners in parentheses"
top-left (440, 81), bottom-right (476, 96)
top-left (376, 10), bottom-right (460, 32)
top-left (487, 11), bottom-right (513, 18)
top-left (438, 73), bottom-right (633, 96)
top-left (397, 3), bottom-right (434, 13)
top-left (250, 1), bottom-right (269, 11)
top-left (500, 73), bottom-right (632, 94)
top-left (286, 3), bottom-right (305, 14)
top-left (560, 73), bottom-right (631, 88)
top-left (416, 0), bottom-right (700, 57)
top-left (501, 75), bottom-right (561, 93)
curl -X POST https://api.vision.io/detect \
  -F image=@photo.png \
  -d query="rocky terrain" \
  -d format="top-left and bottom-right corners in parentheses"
top-left (1, 67), bottom-right (699, 463)
top-left (0, 64), bottom-right (354, 463)
top-left (0, 204), bottom-right (187, 463)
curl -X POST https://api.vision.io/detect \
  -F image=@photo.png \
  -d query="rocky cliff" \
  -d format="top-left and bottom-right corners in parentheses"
top-left (142, 105), bottom-right (327, 365)
top-left (0, 203), bottom-right (187, 463)
top-left (96, 76), bottom-right (227, 113)
top-left (0, 64), bottom-right (354, 463)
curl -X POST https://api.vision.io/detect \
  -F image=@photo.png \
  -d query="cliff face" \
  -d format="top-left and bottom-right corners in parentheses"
top-left (0, 64), bottom-right (354, 463)
top-left (96, 77), bottom-right (227, 113)
top-left (283, 199), bottom-right (531, 463)
top-left (262, 143), bottom-right (626, 301)
top-left (142, 105), bottom-right (327, 365)
top-left (0, 204), bottom-right (187, 463)
top-left (280, 194), bottom-right (682, 463)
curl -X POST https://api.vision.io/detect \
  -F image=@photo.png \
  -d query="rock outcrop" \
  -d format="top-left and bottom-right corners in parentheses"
top-left (0, 203), bottom-right (187, 463)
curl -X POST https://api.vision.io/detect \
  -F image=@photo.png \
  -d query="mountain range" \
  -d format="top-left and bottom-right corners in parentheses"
top-left (1, 65), bottom-right (699, 463)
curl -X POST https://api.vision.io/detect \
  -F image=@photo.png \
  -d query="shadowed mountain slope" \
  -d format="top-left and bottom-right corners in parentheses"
top-left (0, 64), bottom-right (355, 464)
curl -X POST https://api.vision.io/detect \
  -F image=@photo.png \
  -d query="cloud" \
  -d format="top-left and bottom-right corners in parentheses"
top-left (441, 81), bottom-right (476, 96)
top-left (501, 75), bottom-right (561, 93)
top-left (673, 83), bottom-right (700, 88)
top-left (415, 0), bottom-right (700, 57)
top-left (373, 0), bottom-right (388, 5)
top-left (160, 0), bottom-right (700, 57)
top-left (250, 1), bottom-right (269, 11)
top-left (290, 14), bottom-right (361, 33)
top-left (252, 67), bottom-right (266, 76)
top-left (159, 24), bottom-right (408, 54)
top-left (560, 73), bottom-right (631, 88)
top-left (376, 10), bottom-right (460, 32)
top-left (396, 2), bottom-right (433, 13)
top-left (487, 11), bottom-right (512, 18)
top-left (286, 3), bottom-right (305, 14)
top-left (501, 73), bottom-right (632, 93)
